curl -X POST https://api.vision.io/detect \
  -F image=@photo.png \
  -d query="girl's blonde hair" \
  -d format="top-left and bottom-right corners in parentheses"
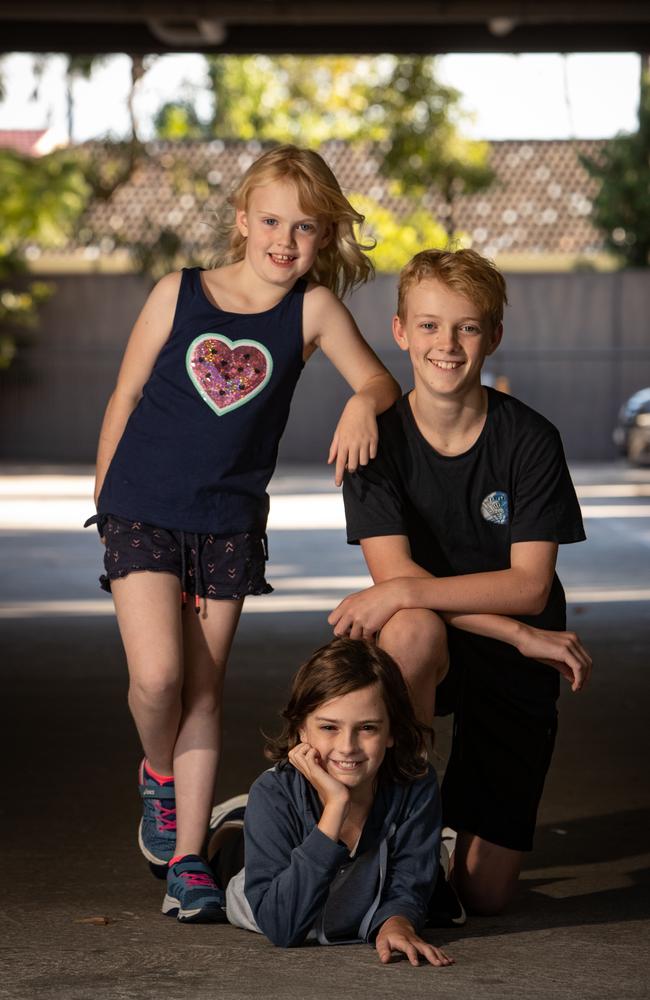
top-left (213, 145), bottom-right (374, 299)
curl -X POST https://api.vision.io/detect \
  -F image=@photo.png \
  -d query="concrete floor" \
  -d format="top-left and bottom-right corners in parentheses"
top-left (1, 463), bottom-right (649, 1000)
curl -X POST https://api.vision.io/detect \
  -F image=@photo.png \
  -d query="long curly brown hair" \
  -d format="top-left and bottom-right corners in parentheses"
top-left (265, 638), bottom-right (431, 783)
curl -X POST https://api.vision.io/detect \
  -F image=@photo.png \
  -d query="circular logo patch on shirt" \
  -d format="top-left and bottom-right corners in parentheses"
top-left (480, 491), bottom-right (510, 525)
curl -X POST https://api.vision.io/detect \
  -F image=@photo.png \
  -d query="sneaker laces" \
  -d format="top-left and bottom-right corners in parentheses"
top-left (179, 871), bottom-right (217, 889)
top-left (155, 800), bottom-right (177, 832)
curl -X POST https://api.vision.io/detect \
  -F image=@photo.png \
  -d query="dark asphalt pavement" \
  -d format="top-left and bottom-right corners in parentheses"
top-left (1, 464), bottom-right (649, 1000)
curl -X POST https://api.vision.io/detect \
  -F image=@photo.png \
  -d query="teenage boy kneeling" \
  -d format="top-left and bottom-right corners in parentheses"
top-left (330, 249), bottom-right (592, 917)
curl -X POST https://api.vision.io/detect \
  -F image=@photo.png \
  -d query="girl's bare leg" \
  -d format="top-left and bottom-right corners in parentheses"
top-left (173, 597), bottom-right (244, 858)
top-left (112, 573), bottom-right (243, 858)
top-left (111, 572), bottom-right (184, 774)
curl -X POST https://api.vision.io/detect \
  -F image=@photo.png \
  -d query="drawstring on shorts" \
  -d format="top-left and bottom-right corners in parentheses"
top-left (179, 531), bottom-right (202, 614)
top-left (180, 531), bottom-right (187, 608)
top-left (193, 533), bottom-right (201, 614)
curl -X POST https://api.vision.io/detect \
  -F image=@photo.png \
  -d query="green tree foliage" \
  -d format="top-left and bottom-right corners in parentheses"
top-left (580, 63), bottom-right (650, 267)
top-left (205, 55), bottom-right (388, 143)
top-left (72, 139), bottom-right (145, 202)
top-left (372, 57), bottom-right (494, 236)
top-left (0, 149), bottom-right (89, 368)
top-left (0, 149), bottom-right (89, 248)
top-left (152, 54), bottom-right (492, 263)
top-left (154, 100), bottom-right (208, 140)
top-left (352, 195), bottom-right (449, 272)
top-left (0, 256), bottom-right (52, 369)
top-left (127, 227), bottom-right (184, 281)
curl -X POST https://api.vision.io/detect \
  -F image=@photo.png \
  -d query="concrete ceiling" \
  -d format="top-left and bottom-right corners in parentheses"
top-left (0, 2), bottom-right (649, 54)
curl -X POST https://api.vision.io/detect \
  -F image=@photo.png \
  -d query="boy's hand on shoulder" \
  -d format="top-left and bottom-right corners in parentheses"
top-left (328, 580), bottom-right (406, 637)
top-left (328, 394), bottom-right (378, 487)
top-left (516, 623), bottom-right (593, 692)
top-left (375, 916), bottom-right (454, 968)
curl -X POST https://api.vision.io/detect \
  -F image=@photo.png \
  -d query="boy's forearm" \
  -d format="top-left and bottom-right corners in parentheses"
top-left (398, 571), bottom-right (550, 618)
top-left (395, 572), bottom-right (532, 649)
top-left (360, 544), bottom-right (544, 648)
top-left (329, 572), bottom-right (541, 648)
top-left (443, 611), bottom-right (528, 649)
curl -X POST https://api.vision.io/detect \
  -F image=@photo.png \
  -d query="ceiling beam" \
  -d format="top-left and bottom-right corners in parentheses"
top-left (0, 2), bottom-right (648, 23)
top-left (1, 2), bottom-right (648, 54)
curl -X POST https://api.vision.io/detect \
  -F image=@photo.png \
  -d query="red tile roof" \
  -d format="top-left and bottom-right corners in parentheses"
top-left (0, 129), bottom-right (50, 155)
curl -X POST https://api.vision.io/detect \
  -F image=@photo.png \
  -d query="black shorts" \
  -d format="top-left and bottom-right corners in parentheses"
top-left (98, 514), bottom-right (273, 601)
top-left (435, 628), bottom-right (560, 853)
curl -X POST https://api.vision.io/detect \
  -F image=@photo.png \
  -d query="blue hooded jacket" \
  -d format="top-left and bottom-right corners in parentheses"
top-left (230, 762), bottom-right (441, 948)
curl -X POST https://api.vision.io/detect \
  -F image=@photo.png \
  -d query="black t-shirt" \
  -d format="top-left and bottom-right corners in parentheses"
top-left (343, 389), bottom-right (585, 634)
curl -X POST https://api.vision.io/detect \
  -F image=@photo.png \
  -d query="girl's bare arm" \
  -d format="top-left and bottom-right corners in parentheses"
top-left (303, 285), bottom-right (400, 485)
top-left (94, 272), bottom-right (181, 503)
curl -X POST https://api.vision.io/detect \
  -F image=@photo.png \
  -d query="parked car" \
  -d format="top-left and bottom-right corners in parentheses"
top-left (613, 388), bottom-right (650, 465)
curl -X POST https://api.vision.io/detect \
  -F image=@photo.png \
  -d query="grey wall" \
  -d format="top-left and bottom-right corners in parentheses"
top-left (1, 270), bottom-right (649, 463)
top-left (0, 274), bottom-right (151, 464)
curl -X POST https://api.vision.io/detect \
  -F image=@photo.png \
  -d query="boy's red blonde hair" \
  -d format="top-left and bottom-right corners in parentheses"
top-left (397, 248), bottom-right (508, 330)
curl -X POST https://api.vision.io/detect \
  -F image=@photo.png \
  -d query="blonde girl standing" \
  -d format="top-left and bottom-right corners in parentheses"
top-left (87, 145), bottom-right (400, 923)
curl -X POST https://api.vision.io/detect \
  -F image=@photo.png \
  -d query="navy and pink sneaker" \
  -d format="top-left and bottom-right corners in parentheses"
top-left (138, 759), bottom-right (176, 878)
top-left (162, 855), bottom-right (227, 923)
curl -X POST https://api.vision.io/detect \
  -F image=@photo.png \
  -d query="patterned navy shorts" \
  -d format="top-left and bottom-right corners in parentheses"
top-left (97, 514), bottom-right (273, 601)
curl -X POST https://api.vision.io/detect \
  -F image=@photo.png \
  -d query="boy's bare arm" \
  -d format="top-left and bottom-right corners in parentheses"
top-left (329, 535), bottom-right (592, 691)
top-left (331, 536), bottom-right (556, 625)
top-left (353, 534), bottom-right (549, 645)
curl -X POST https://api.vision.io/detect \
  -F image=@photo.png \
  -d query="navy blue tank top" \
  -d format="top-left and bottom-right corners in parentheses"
top-left (98, 267), bottom-right (306, 533)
